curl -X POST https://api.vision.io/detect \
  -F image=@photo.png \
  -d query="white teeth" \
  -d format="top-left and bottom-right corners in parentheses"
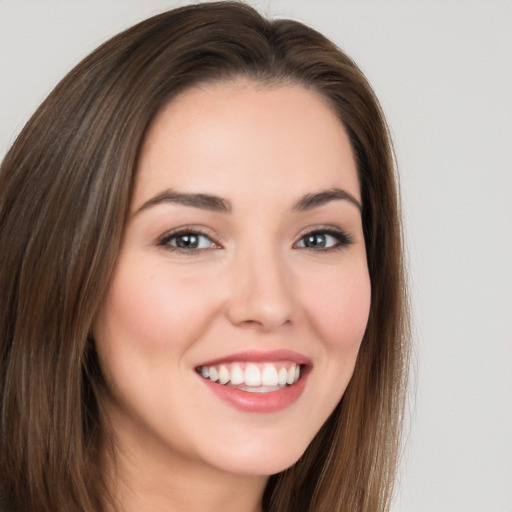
top-left (209, 366), bottom-right (219, 382)
top-left (278, 367), bottom-right (288, 386)
top-left (199, 362), bottom-right (302, 389)
top-left (245, 364), bottom-right (261, 386)
top-left (218, 365), bottom-right (230, 385)
top-left (230, 364), bottom-right (244, 385)
top-left (261, 364), bottom-right (279, 386)
top-left (286, 364), bottom-right (296, 385)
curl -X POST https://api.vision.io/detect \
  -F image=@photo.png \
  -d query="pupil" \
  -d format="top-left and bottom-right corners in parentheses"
top-left (177, 234), bottom-right (199, 249)
top-left (306, 233), bottom-right (326, 248)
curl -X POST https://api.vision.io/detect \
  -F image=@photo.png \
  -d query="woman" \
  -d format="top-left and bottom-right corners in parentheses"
top-left (0, 2), bottom-right (409, 511)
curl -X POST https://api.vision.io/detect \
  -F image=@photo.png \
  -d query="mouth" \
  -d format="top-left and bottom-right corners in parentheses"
top-left (195, 350), bottom-right (311, 413)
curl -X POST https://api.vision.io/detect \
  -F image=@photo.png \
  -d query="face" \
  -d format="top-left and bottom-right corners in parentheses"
top-left (93, 80), bottom-right (371, 479)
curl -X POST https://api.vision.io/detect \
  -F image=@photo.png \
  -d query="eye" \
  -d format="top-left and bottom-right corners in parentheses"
top-left (294, 228), bottom-right (353, 251)
top-left (159, 230), bottom-right (219, 251)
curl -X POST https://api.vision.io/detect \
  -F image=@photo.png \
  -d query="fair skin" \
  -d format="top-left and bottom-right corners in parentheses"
top-left (93, 79), bottom-right (371, 512)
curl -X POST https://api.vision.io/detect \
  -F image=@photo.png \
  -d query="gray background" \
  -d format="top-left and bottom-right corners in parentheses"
top-left (1, 1), bottom-right (511, 510)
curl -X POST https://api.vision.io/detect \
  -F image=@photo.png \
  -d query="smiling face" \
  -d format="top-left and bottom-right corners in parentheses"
top-left (93, 80), bottom-right (371, 482)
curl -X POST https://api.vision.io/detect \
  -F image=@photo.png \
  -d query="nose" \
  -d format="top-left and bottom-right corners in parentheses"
top-left (226, 243), bottom-right (295, 332)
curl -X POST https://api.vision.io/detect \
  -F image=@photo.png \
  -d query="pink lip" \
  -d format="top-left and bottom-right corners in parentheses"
top-left (200, 371), bottom-right (310, 413)
top-left (197, 349), bottom-right (312, 368)
top-left (196, 350), bottom-right (312, 414)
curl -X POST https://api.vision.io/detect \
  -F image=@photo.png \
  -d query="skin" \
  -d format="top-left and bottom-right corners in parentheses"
top-left (93, 79), bottom-right (371, 512)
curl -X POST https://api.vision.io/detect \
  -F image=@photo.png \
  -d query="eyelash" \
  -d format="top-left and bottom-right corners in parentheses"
top-left (294, 227), bottom-right (354, 252)
top-left (157, 226), bottom-right (354, 253)
top-left (158, 228), bottom-right (219, 253)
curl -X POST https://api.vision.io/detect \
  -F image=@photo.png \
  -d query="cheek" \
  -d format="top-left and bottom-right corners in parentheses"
top-left (288, 262), bottom-right (371, 449)
top-left (304, 266), bottom-right (371, 354)
top-left (92, 258), bottom-right (224, 429)
top-left (94, 258), bottom-right (221, 358)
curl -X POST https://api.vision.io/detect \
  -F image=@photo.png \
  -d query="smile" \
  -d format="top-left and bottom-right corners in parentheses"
top-left (195, 350), bottom-right (311, 413)
top-left (197, 362), bottom-right (301, 392)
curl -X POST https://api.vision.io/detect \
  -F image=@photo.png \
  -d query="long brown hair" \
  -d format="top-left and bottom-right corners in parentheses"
top-left (0, 3), bottom-right (409, 511)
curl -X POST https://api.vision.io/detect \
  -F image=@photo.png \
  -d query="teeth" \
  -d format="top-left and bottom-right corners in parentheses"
top-left (286, 365), bottom-right (296, 385)
top-left (261, 364), bottom-right (278, 386)
top-left (245, 364), bottom-right (261, 386)
top-left (218, 365), bottom-right (230, 385)
top-left (209, 366), bottom-right (219, 382)
top-left (230, 365), bottom-right (244, 385)
top-left (200, 362), bottom-right (302, 389)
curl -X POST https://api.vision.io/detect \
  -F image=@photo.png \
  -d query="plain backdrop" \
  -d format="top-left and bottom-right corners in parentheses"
top-left (1, 1), bottom-right (511, 511)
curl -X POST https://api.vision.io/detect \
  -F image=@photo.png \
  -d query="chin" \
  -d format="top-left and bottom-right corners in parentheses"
top-left (199, 427), bottom-right (312, 477)
top-left (215, 451), bottom-right (304, 477)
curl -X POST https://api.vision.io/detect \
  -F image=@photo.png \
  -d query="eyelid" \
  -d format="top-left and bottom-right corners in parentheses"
top-left (157, 226), bottom-right (222, 251)
top-left (293, 225), bottom-right (354, 250)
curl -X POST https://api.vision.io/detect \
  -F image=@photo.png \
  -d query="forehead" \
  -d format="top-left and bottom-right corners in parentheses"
top-left (135, 79), bottom-right (360, 208)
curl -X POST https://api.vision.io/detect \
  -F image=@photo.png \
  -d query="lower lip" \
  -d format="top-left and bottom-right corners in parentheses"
top-left (200, 370), bottom-right (309, 413)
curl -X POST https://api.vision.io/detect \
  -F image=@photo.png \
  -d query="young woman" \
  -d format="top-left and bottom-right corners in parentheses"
top-left (0, 2), bottom-right (410, 511)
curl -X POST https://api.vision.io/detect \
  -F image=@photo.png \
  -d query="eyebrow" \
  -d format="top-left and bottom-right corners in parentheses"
top-left (134, 186), bottom-right (361, 216)
top-left (134, 189), bottom-right (232, 215)
top-left (292, 188), bottom-right (362, 212)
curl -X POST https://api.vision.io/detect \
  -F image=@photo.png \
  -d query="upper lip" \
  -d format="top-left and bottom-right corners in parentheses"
top-left (196, 349), bottom-right (312, 368)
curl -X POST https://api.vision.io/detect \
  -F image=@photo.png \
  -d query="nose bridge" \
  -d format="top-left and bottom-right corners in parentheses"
top-left (227, 236), bottom-right (294, 330)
